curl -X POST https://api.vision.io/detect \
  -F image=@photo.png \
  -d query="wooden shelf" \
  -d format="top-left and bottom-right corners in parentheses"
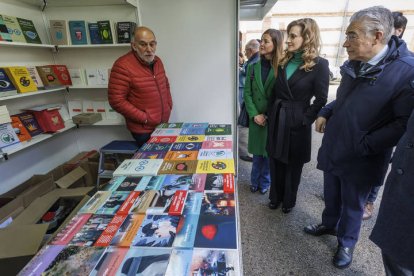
top-left (0, 87), bottom-right (67, 102)
top-left (58, 44), bottom-right (130, 49)
top-left (0, 41), bottom-right (55, 49)
top-left (3, 120), bottom-right (76, 156)
top-left (16, 0), bottom-right (137, 8)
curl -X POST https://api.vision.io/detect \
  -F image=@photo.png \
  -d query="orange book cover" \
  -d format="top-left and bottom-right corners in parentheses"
top-left (164, 150), bottom-right (199, 161)
top-left (11, 115), bottom-right (32, 142)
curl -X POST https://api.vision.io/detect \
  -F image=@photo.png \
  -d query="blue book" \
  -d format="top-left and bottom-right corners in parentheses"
top-left (180, 127), bottom-right (206, 135)
top-left (88, 22), bottom-right (101, 44)
top-left (68, 20), bottom-right (87, 45)
top-left (0, 68), bottom-right (17, 97)
top-left (173, 214), bottom-right (199, 248)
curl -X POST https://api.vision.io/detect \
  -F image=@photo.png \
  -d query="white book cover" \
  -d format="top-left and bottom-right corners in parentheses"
top-left (58, 104), bottom-right (70, 121)
top-left (113, 159), bottom-right (163, 176)
top-left (197, 149), bottom-right (233, 160)
top-left (204, 135), bottom-right (233, 142)
top-left (0, 106), bottom-right (11, 124)
top-left (92, 100), bottom-right (107, 120)
top-left (82, 100), bottom-right (95, 113)
top-left (85, 68), bottom-right (98, 86)
top-left (26, 66), bottom-right (44, 89)
top-left (104, 101), bottom-right (123, 121)
top-left (68, 100), bottom-right (83, 117)
top-left (0, 123), bottom-right (22, 152)
top-left (95, 68), bottom-right (109, 85)
top-left (151, 128), bottom-right (181, 137)
top-left (68, 68), bottom-right (86, 87)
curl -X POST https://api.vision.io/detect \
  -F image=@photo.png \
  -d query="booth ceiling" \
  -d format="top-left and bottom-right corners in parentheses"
top-left (240, 0), bottom-right (278, 20)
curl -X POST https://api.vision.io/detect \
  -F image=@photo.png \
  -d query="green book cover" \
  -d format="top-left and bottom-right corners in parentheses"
top-left (17, 17), bottom-right (42, 44)
top-left (0, 15), bottom-right (12, 42)
top-left (3, 15), bottom-right (25, 42)
top-left (97, 20), bottom-right (113, 44)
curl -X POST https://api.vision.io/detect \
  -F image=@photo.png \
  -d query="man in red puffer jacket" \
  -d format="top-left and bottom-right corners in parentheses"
top-left (108, 26), bottom-right (173, 147)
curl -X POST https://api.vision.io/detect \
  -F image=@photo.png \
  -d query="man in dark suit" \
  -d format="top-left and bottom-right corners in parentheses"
top-left (304, 6), bottom-right (414, 269)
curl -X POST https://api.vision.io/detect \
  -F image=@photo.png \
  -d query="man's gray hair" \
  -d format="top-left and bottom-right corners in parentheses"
top-left (246, 39), bottom-right (260, 51)
top-left (350, 6), bottom-right (393, 44)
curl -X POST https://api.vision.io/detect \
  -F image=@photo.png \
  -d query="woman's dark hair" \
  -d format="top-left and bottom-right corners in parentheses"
top-left (392, 11), bottom-right (408, 38)
top-left (261, 28), bottom-right (284, 77)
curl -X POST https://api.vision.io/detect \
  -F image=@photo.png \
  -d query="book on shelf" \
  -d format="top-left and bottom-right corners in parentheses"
top-left (15, 112), bottom-right (43, 137)
top-left (115, 248), bottom-right (171, 275)
top-left (0, 15), bottom-right (12, 42)
top-left (87, 22), bottom-right (101, 44)
top-left (0, 122), bottom-right (21, 151)
top-left (36, 65), bottom-right (63, 89)
top-left (0, 105), bottom-right (11, 124)
top-left (93, 100), bottom-right (107, 120)
top-left (51, 65), bottom-right (72, 86)
top-left (10, 115), bottom-right (32, 142)
top-left (49, 19), bottom-right (68, 45)
top-left (116, 21), bottom-right (136, 43)
top-left (82, 100), bottom-right (95, 113)
top-left (68, 68), bottom-right (86, 87)
top-left (25, 104), bottom-right (65, 133)
top-left (85, 68), bottom-right (109, 86)
top-left (68, 100), bottom-right (83, 118)
top-left (0, 68), bottom-right (17, 97)
top-left (105, 101), bottom-right (121, 121)
top-left (5, 66), bottom-right (38, 93)
top-left (196, 159), bottom-right (235, 174)
top-left (113, 159), bottom-right (163, 176)
top-left (26, 66), bottom-right (45, 90)
top-left (94, 214), bottom-right (127, 246)
top-left (68, 20), bottom-right (87, 45)
top-left (17, 17), bottom-right (42, 44)
top-left (2, 15), bottom-right (25, 43)
top-left (97, 20), bottom-right (114, 44)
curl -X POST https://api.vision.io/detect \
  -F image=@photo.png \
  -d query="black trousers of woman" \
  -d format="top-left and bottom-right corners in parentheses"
top-left (269, 157), bottom-right (304, 209)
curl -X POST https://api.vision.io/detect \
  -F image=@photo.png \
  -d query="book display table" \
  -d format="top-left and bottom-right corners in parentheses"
top-left (19, 123), bottom-right (241, 276)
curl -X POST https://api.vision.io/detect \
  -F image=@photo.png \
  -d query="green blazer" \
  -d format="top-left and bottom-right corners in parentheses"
top-left (243, 61), bottom-right (275, 156)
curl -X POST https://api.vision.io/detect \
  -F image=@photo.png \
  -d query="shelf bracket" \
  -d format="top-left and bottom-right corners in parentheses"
top-left (0, 149), bottom-right (8, 162)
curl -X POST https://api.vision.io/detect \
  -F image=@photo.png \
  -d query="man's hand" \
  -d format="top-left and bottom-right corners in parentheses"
top-left (315, 117), bottom-right (327, 133)
top-left (254, 114), bottom-right (267, 126)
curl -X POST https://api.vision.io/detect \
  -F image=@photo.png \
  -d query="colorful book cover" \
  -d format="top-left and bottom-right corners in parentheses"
top-left (115, 248), bottom-right (171, 275)
top-left (0, 15), bottom-right (12, 42)
top-left (18, 245), bottom-right (65, 276)
top-left (222, 173), bottom-right (235, 193)
top-left (170, 142), bottom-right (202, 151)
top-left (68, 20), bottom-right (87, 45)
top-left (51, 65), bottom-right (72, 86)
top-left (174, 217), bottom-right (199, 248)
top-left (183, 191), bottom-right (203, 215)
top-left (194, 215), bottom-right (237, 249)
top-left (68, 214), bottom-right (113, 246)
top-left (202, 140), bottom-right (233, 150)
top-left (132, 150), bottom-right (167, 159)
top-left (112, 159), bottom-right (163, 177)
top-left (182, 122), bottom-right (209, 129)
top-left (16, 112), bottom-right (43, 137)
top-left (3, 15), bottom-right (25, 42)
top-left (146, 190), bottom-right (177, 215)
top-left (151, 128), bottom-right (181, 137)
top-left (176, 135), bottom-right (205, 143)
top-left (11, 115), bottom-right (32, 142)
top-left (132, 214), bottom-right (180, 247)
top-left (135, 175), bottom-right (165, 191)
top-left (42, 246), bottom-right (105, 275)
top-left (49, 214), bottom-right (92, 245)
top-left (179, 127), bottom-right (206, 135)
top-left (205, 124), bottom-right (232, 135)
top-left (201, 192), bottom-right (235, 216)
top-left (196, 159), bottom-right (235, 174)
top-left (17, 17), bottom-right (42, 44)
top-left (158, 160), bottom-right (198, 175)
top-left (190, 174), bottom-right (206, 192)
top-left (94, 214), bottom-right (127, 246)
top-left (204, 135), bottom-right (233, 141)
top-left (117, 191), bottom-right (141, 215)
top-left (87, 22), bottom-right (101, 44)
top-left (97, 20), bottom-right (113, 44)
top-left (156, 122), bottom-right (183, 128)
top-left (0, 68), bottom-right (17, 97)
top-left (129, 190), bottom-right (158, 214)
top-left (102, 176), bottom-right (124, 192)
top-left (96, 191), bottom-right (130, 215)
top-left (36, 65), bottom-right (63, 88)
top-left (5, 66), bottom-right (38, 93)
top-left (26, 66), bottom-right (44, 89)
top-left (0, 122), bottom-right (21, 151)
top-left (189, 248), bottom-right (240, 276)
top-left (198, 149), bottom-right (233, 160)
top-left (110, 213), bottom-right (145, 247)
top-left (89, 247), bottom-right (128, 276)
top-left (116, 21), bottom-right (135, 43)
top-left (114, 176), bottom-right (143, 192)
top-left (139, 142), bottom-right (172, 152)
top-left (159, 174), bottom-right (192, 191)
top-left (49, 19), bottom-right (68, 45)
top-left (168, 190), bottom-right (188, 216)
top-left (203, 173), bottom-right (234, 192)
top-left (165, 249), bottom-right (193, 276)
top-left (164, 150), bottom-right (198, 161)
top-left (147, 135), bottom-right (177, 144)
top-left (78, 191), bottom-right (111, 214)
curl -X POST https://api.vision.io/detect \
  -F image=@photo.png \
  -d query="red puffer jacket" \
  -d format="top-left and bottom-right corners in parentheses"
top-left (108, 51), bottom-right (173, 134)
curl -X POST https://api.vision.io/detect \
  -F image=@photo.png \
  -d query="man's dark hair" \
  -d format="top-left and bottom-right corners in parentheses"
top-left (392, 11), bottom-right (408, 38)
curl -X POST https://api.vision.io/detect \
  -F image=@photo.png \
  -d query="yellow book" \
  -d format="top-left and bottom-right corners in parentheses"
top-left (175, 135), bottom-right (205, 143)
top-left (196, 159), bottom-right (235, 174)
top-left (5, 66), bottom-right (38, 93)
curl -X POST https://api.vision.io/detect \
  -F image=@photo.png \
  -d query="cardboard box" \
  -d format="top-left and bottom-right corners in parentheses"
top-left (72, 112), bottom-right (102, 125)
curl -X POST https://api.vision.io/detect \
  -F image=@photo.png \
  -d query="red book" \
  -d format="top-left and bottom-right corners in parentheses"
top-left (51, 65), bottom-right (72, 86)
top-left (116, 191), bottom-right (140, 215)
top-left (147, 136), bottom-right (177, 143)
top-left (30, 106), bottom-right (65, 133)
top-left (223, 173), bottom-right (235, 193)
top-left (168, 190), bottom-right (188, 216)
top-left (50, 214), bottom-right (92, 245)
top-left (94, 214), bottom-right (127, 246)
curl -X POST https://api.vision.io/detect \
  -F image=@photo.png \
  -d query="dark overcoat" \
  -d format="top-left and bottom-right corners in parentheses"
top-left (267, 57), bottom-right (329, 164)
top-left (370, 109), bottom-right (414, 270)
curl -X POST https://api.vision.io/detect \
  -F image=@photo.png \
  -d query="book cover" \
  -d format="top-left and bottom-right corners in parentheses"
top-left (89, 247), bottom-right (129, 276)
top-left (94, 214), bottom-right (127, 246)
top-left (26, 105), bottom-right (65, 133)
top-left (3, 15), bottom-right (25, 42)
top-left (151, 128), bottom-right (181, 137)
top-left (196, 159), bottom-right (235, 174)
top-left (36, 65), bottom-right (63, 89)
top-left (110, 213), bottom-right (145, 247)
top-left (96, 68), bottom-right (109, 85)
top-left (183, 191), bottom-right (203, 215)
top-left (168, 190), bottom-right (188, 216)
top-left (135, 175), bottom-right (165, 191)
top-left (112, 176), bottom-right (143, 192)
top-left (97, 20), bottom-right (113, 44)
top-left (68, 100), bottom-right (83, 117)
top-left (115, 248), bottom-right (171, 275)
top-left (139, 142), bottom-right (172, 152)
top-left (0, 15), bottom-right (12, 42)
top-left (165, 249), bottom-right (193, 276)
top-left (159, 174), bottom-right (192, 191)
top-left (0, 68), bottom-right (17, 97)
top-left (189, 248), bottom-right (240, 276)
top-left (205, 124), bottom-right (232, 135)
top-left (87, 22), bottom-right (101, 44)
top-left (204, 135), bottom-right (233, 141)
top-left (68, 214), bottom-right (113, 246)
top-left (156, 122), bottom-right (183, 128)
top-left (117, 191), bottom-right (141, 215)
top-left (146, 190), bottom-right (177, 215)
top-left (51, 65), bottom-right (72, 86)
top-left (172, 215), bottom-right (199, 249)
top-left (194, 215), bottom-right (237, 249)
top-left (78, 191), bottom-right (111, 214)
top-left (5, 66), bottom-right (38, 93)
top-left (222, 173), bottom-right (235, 193)
top-left (17, 17), bottom-right (42, 44)
top-left (49, 214), bottom-right (92, 245)
top-left (68, 20), bottom-right (87, 45)
top-left (176, 135), bottom-right (205, 143)
top-left (190, 174), bottom-right (206, 192)
top-left (26, 66), bottom-right (45, 89)
top-left (201, 192), bottom-right (235, 216)
top-left (182, 122), bottom-right (209, 129)
top-left (116, 21), bottom-right (135, 43)
top-left (170, 142), bottom-right (202, 151)
top-left (132, 214), bottom-right (180, 247)
top-left (16, 112), bottom-right (43, 137)
top-left (129, 190), bottom-right (158, 214)
top-left (158, 160), bottom-right (198, 175)
top-left (202, 140), bottom-right (233, 150)
top-left (180, 127), bottom-right (207, 135)
top-left (68, 68), bottom-right (86, 87)
top-left (132, 150), bottom-right (167, 159)
top-left (49, 19), bottom-right (68, 45)
top-left (82, 100), bottom-right (95, 113)
top-left (113, 159), bottom-right (163, 177)
top-left (147, 135), bottom-right (177, 144)
top-left (198, 149), bottom-right (233, 160)
top-left (10, 115), bottom-right (32, 142)
top-left (0, 122), bottom-right (21, 151)
top-left (93, 100), bottom-right (106, 119)
top-left (203, 173), bottom-right (234, 192)
top-left (164, 150), bottom-right (198, 161)
top-left (96, 191), bottom-right (130, 215)
top-left (42, 246), bottom-right (105, 275)
top-left (18, 245), bottom-right (65, 276)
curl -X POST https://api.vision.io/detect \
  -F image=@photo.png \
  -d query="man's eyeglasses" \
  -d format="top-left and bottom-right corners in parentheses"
top-left (137, 41), bottom-right (157, 48)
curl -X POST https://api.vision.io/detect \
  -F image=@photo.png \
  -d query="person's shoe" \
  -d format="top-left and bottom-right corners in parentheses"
top-left (333, 246), bottom-right (354, 269)
top-left (363, 202), bottom-right (374, 220)
top-left (304, 224), bottom-right (336, 236)
top-left (250, 186), bottom-right (258, 193)
top-left (240, 155), bottom-right (253, 162)
top-left (282, 207), bottom-right (292, 213)
top-left (268, 201), bottom-right (280, 209)
top-left (259, 188), bottom-right (268, 194)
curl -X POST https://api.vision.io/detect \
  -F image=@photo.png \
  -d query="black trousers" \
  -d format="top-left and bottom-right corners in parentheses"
top-left (382, 252), bottom-right (413, 276)
top-left (269, 158), bottom-right (304, 208)
top-left (131, 132), bottom-right (151, 148)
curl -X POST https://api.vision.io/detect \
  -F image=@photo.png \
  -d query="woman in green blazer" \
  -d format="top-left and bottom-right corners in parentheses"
top-left (243, 29), bottom-right (284, 194)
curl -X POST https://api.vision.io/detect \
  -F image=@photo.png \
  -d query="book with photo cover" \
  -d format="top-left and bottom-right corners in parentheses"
top-left (18, 245), bottom-right (65, 276)
top-left (165, 249), bottom-right (193, 276)
top-left (168, 190), bottom-right (188, 216)
top-left (200, 192), bottom-right (235, 216)
top-left (49, 214), bottom-right (92, 245)
top-left (190, 174), bottom-right (206, 192)
top-left (158, 160), bottom-right (198, 175)
top-left (110, 213), bottom-right (145, 247)
top-left (117, 191), bottom-right (141, 215)
top-left (68, 214), bottom-right (113, 246)
top-left (159, 174), bottom-right (192, 191)
top-left (78, 191), bottom-right (111, 214)
top-left (146, 190), bottom-right (177, 215)
top-left (115, 247), bottom-right (171, 275)
top-left (194, 215), bottom-right (237, 249)
top-left (203, 173), bottom-right (235, 193)
top-left (95, 191), bottom-right (130, 215)
top-left (173, 215), bottom-right (199, 248)
top-left (129, 190), bottom-right (158, 214)
top-left (94, 214), bottom-right (127, 246)
top-left (135, 175), bottom-right (165, 191)
top-left (107, 176), bottom-right (143, 192)
top-left (89, 247), bottom-right (128, 276)
top-left (112, 159), bottom-right (163, 176)
top-left (189, 248), bottom-right (240, 276)
top-left (183, 191), bottom-right (203, 215)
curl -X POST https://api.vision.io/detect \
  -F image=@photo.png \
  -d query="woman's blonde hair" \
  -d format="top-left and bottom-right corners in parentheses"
top-left (261, 29), bottom-right (284, 78)
top-left (280, 18), bottom-right (322, 71)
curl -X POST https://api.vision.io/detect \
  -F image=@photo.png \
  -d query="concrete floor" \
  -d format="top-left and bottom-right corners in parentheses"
top-left (236, 84), bottom-right (385, 276)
